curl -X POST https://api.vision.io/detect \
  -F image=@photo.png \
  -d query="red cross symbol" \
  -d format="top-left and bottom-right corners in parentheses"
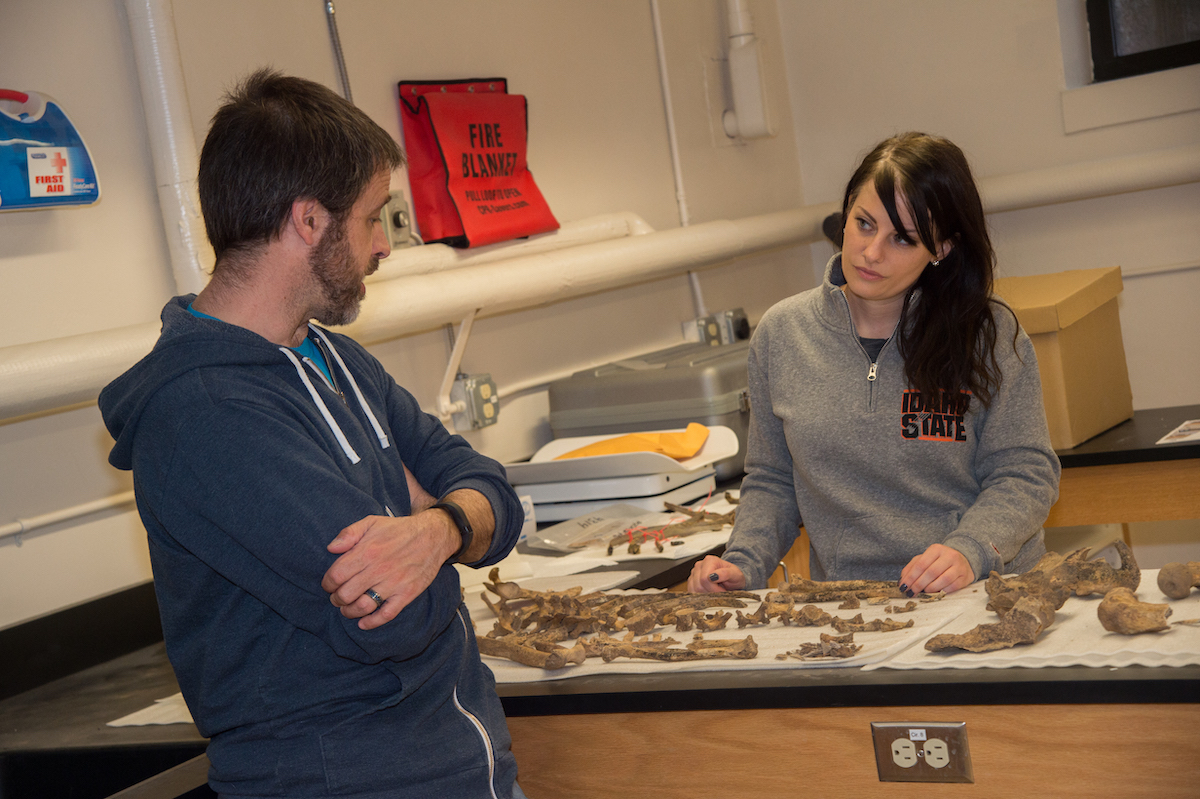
top-left (50, 151), bottom-right (67, 173)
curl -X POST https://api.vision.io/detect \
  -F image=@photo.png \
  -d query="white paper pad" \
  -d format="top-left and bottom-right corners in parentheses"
top-left (107, 692), bottom-right (195, 727)
top-left (515, 552), bottom-right (620, 578)
top-left (1156, 418), bottom-right (1200, 445)
top-left (474, 587), bottom-right (967, 683)
top-left (532, 474), bottom-right (717, 523)
top-left (455, 548), bottom-right (533, 589)
top-left (865, 568), bottom-right (1200, 671)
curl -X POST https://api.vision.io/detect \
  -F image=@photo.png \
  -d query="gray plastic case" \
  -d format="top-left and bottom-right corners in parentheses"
top-left (547, 340), bottom-right (750, 480)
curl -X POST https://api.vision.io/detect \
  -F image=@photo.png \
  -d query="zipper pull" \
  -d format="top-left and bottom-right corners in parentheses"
top-left (867, 362), bottom-right (878, 381)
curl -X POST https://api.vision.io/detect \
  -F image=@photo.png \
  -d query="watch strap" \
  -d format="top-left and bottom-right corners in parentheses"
top-left (433, 500), bottom-right (474, 563)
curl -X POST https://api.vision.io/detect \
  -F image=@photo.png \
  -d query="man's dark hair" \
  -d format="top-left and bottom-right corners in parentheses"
top-left (198, 68), bottom-right (404, 265)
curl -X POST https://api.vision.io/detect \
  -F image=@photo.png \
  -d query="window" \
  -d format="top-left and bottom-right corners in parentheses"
top-left (1086, 0), bottom-right (1200, 81)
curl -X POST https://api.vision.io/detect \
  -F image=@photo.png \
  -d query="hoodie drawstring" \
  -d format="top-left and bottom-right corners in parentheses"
top-left (280, 348), bottom-right (362, 463)
top-left (308, 326), bottom-right (391, 451)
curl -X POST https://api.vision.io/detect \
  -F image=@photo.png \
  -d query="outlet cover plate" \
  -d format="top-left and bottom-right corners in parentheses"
top-left (381, 191), bottom-right (412, 249)
top-left (871, 722), bottom-right (973, 783)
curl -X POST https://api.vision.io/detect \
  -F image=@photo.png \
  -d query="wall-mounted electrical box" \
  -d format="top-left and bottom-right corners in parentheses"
top-left (0, 90), bottom-right (100, 211)
top-left (684, 307), bottom-right (750, 346)
top-left (380, 190), bottom-right (413, 249)
top-left (450, 373), bottom-right (499, 431)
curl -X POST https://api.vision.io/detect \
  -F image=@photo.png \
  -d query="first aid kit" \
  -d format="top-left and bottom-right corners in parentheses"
top-left (1, 90), bottom-right (100, 211)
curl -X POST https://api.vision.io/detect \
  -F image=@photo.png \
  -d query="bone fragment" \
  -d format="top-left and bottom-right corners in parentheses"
top-left (781, 632), bottom-right (862, 660)
top-left (925, 595), bottom-right (1056, 653)
top-left (1098, 587), bottom-right (1172, 634)
top-left (779, 604), bottom-right (833, 627)
top-left (985, 542), bottom-right (1140, 613)
top-left (735, 603), bottom-right (772, 628)
top-left (779, 577), bottom-right (905, 602)
top-left (583, 633), bottom-right (757, 662)
top-left (1068, 541), bottom-right (1141, 596)
top-left (832, 613), bottom-right (913, 633)
top-left (673, 610), bottom-right (732, 632)
top-left (693, 611), bottom-right (732, 631)
top-left (476, 635), bottom-right (569, 670)
top-left (1157, 561), bottom-right (1200, 600)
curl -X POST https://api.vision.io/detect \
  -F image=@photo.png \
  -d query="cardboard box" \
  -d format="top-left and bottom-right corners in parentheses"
top-left (993, 266), bottom-right (1132, 450)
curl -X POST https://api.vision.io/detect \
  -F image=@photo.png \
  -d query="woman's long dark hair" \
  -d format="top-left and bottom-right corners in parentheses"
top-left (841, 132), bottom-right (1016, 410)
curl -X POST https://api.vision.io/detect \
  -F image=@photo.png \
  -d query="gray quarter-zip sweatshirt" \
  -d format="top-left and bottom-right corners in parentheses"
top-left (723, 255), bottom-right (1060, 588)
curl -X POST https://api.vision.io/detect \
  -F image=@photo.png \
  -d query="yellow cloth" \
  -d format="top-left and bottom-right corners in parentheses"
top-left (553, 423), bottom-right (710, 461)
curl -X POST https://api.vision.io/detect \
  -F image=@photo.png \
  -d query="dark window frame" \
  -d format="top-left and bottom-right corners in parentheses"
top-left (1086, 0), bottom-right (1200, 82)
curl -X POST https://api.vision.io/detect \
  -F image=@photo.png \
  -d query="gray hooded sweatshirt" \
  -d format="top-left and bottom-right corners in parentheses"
top-left (723, 255), bottom-right (1061, 588)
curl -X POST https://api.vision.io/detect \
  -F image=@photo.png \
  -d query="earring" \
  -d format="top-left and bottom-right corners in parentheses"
top-left (931, 258), bottom-right (941, 267)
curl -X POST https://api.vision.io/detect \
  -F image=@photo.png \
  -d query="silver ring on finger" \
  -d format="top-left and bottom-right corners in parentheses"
top-left (365, 588), bottom-right (385, 609)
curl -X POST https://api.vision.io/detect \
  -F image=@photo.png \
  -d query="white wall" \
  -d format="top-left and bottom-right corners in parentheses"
top-left (2, 0), bottom-right (1197, 631)
top-left (777, 0), bottom-right (1200, 410)
top-left (0, 0), bottom-right (808, 629)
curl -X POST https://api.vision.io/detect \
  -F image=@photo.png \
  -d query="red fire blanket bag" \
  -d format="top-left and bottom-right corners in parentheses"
top-left (398, 78), bottom-right (558, 248)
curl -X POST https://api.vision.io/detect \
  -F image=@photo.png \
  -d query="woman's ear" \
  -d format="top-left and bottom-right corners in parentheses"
top-left (935, 238), bottom-right (954, 262)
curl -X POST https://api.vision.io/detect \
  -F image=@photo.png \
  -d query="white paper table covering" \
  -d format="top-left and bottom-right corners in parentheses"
top-left (868, 567), bottom-right (1200, 671)
top-left (474, 587), bottom-right (969, 684)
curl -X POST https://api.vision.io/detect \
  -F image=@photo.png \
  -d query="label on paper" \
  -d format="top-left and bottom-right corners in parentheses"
top-left (1156, 419), bottom-right (1200, 445)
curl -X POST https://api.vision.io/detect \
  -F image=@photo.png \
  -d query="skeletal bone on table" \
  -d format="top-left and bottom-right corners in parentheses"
top-left (1157, 561), bottom-right (1200, 600)
top-left (778, 632), bottom-right (862, 661)
top-left (479, 569), bottom-right (763, 668)
top-left (581, 632), bottom-right (758, 662)
top-left (731, 597), bottom-right (833, 628)
top-left (925, 594), bottom-right (1057, 653)
top-left (831, 613), bottom-right (914, 634)
top-left (603, 502), bottom-right (737, 555)
top-left (671, 609), bottom-right (733, 632)
top-left (985, 542), bottom-right (1140, 615)
top-left (1097, 587), bottom-right (1173, 634)
top-left (777, 577), bottom-right (909, 603)
top-left (475, 634), bottom-right (588, 669)
top-left (477, 569), bottom-right (924, 670)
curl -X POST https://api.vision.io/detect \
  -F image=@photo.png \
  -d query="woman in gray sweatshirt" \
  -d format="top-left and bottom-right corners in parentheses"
top-left (689, 133), bottom-right (1060, 598)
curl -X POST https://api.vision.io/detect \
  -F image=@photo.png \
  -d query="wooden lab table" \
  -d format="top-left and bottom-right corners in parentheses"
top-left (1047, 404), bottom-right (1200, 528)
top-left (498, 658), bottom-right (1199, 798)
top-left (499, 408), bottom-right (1200, 798)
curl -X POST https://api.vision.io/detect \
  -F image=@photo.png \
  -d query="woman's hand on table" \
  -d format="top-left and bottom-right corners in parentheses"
top-left (687, 556), bottom-right (746, 593)
top-left (899, 544), bottom-right (974, 596)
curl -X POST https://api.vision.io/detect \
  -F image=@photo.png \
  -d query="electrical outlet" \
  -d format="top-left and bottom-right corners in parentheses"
top-left (695, 314), bottom-right (722, 346)
top-left (871, 722), bottom-right (973, 783)
top-left (682, 308), bottom-right (749, 345)
top-left (450, 373), bottom-right (499, 430)
top-left (716, 307), bottom-right (750, 342)
top-left (381, 190), bottom-right (412, 249)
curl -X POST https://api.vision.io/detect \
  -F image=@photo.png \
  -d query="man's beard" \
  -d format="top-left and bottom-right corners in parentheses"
top-left (309, 220), bottom-right (377, 327)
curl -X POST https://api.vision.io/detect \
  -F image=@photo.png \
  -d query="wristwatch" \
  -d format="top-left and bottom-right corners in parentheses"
top-left (433, 500), bottom-right (474, 563)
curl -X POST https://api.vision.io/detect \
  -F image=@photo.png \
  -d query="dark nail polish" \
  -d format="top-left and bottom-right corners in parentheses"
top-left (905, 588), bottom-right (915, 598)
top-left (708, 572), bottom-right (720, 582)
top-left (899, 583), bottom-right (908, 593)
